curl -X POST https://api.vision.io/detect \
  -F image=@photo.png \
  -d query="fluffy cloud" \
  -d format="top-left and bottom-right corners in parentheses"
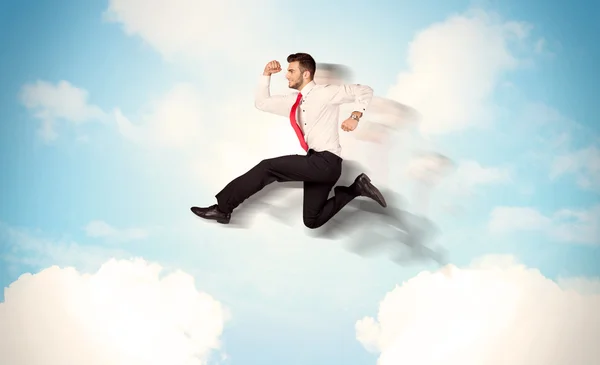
top-left (453, 160), bottom-right (512, 188)
top-left (19, 80), bottom-right (106, 141)
top-left (520, 103), bottom-right (577, 158)
top-left (558, 276), bottom-right (600, 295)
top-left (406, 157), bottom-right (511, 215)
top-left (438, 160), bottom-right (512, 200)
top-left (0, 222), bottom-right (130, 275)
top-left (488, 205), bottom-right (600, 244)
top-left (113, 83), bottom-right (208, 148)
top-left (0, 258), bottom-right (228, 365)
top-left (355, 254), bottom-right (600, 365)
top-left (516, 102), bottom-right (599, 192)
top-left (387, 9), bottom-right (532, 134)
top-left (84, 220), bottom-right (149, 242)
top-left (551, 145), bottom-right (600, 192)
top-left (103, 0), bottom-right (274, 64)
top-left (488, 206), bottom-right (550, 231)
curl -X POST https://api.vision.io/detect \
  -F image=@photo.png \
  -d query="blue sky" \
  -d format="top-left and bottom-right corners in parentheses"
top-left (1, 0), bottom-right (599, 364)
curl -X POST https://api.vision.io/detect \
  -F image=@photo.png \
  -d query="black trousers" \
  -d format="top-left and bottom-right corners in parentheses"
top-left (215, 149), bottom-right (360, 229)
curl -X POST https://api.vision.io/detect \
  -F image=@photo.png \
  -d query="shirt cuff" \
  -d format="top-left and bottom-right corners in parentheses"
top-left (352, 103), bottom-right (368, 114)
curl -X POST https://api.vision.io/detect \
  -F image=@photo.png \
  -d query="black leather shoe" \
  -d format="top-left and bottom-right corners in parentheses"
top-left (353, 173), bottom-right (387, 207)
top-left (190, 204), bottom-right (231, 224)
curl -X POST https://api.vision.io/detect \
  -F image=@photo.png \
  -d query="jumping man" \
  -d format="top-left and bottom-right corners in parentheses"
top-left (191, 53), bottom-right (387, 229)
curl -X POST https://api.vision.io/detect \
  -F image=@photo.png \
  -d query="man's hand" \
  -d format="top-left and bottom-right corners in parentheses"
top-left (341, 118), bottom-right (358, 132)
top-left (263, 60), bottom-right (282, 76)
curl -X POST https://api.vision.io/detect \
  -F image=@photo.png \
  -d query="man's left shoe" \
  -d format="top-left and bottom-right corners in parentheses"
top-left (190, 204), bottom-right (231, 224)
top-left (353, 173), bottom-right (387, 207)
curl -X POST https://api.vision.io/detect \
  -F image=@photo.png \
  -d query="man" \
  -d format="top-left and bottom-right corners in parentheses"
top-left (190, 53), bottom-right (387, 229)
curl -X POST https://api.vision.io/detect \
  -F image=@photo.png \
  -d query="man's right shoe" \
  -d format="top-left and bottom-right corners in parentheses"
top-left (190, 204), bottom-right (231, 224)
top-left (353, 173), bottom-right (387, 208)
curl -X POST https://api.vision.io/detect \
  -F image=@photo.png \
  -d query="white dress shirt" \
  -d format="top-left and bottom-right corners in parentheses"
top-left (254, 75), bottom-right (374, 157)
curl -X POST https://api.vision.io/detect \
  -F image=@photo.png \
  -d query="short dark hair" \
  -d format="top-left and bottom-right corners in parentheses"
top-left (287, 53), bottom-right (316, 80)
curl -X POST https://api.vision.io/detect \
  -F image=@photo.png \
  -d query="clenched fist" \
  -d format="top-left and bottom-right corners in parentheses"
top-left (341, 118), bottom-right (358, 132)
top-left (263, 60), bottom-right (282, 76)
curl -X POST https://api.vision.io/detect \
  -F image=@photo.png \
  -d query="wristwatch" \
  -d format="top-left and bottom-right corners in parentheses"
top-left (351, 114), bottom-right (360, 121)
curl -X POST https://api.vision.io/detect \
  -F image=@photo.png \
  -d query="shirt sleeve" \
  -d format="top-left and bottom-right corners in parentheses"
top-left (326, 83), bottom-right (374, 114)
top-left (254, 75), bottom-right (296, 118)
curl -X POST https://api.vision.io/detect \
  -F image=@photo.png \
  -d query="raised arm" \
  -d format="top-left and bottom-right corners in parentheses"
top-left (254, 74), bottom-right (296, 117)
top-left (254, 60), bottom-right (295, 118)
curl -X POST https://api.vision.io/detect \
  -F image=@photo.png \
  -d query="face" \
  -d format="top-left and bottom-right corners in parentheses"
top-left (286, 61), bottom-right (307, 90)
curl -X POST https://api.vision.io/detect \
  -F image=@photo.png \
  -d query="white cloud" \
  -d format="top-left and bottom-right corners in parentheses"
top-left (420, 159), bottom-right (511, 207)
top-left (558, 276), bottom-right (600, 295)
top-left (533, 37), bottom-right (560, 57)
top-left (0, 258), bottom-right (228, 365)
top-left (114, 83), bottom-right (208, 148)
top-left (0, 222), bottom-right (130, 275)
top-left (516, 102), bottom-right (598, 191)
top-left (521, 102), bottom-right (582, 147)
top-left (19, 80), bottom-right (107, 141)
top-left (488, 205), bottom-right (600, 244)
top-left (452, 160), bottom-right (512, 189)
top-left (488, 206), bottom-right (551, 232)
top-left (355, 254), bottom-right (600, 365)
top-left (551, 145), bottom-right (600, 191)
top-left (387, 9), bottom-right (533, 134)
top-left (103, 0), bottom-right (274, 64)
top-left (84, 220), bottom-right (149, 242)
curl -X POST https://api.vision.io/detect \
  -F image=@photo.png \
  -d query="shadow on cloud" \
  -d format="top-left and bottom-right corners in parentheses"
top-left (214, 159), bottom-right (451, 268)
top-left (271, 158), bottom-right (449, 268)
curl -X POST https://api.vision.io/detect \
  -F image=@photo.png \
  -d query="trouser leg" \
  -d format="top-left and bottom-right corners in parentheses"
top-left (215, 151), bottom-right (342, 214)
top-left (302, 182), bottom-right (359, 229)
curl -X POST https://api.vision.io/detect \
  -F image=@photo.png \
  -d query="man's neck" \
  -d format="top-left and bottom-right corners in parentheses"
top-left (298, 79), bottom-right (314, 93)
top-left (297, 83), bottom-right (308, 92)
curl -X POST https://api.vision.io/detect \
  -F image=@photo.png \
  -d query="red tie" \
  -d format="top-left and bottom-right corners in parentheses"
top-left (289, 92), bottom-right (308, 152)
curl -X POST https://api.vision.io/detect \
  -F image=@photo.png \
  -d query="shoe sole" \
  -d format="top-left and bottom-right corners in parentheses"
top-left (193, 214), bottom-right (230, 224)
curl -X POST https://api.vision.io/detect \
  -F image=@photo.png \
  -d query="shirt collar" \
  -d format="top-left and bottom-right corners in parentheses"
top-left (298, 80), bottom-right (315, 95)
